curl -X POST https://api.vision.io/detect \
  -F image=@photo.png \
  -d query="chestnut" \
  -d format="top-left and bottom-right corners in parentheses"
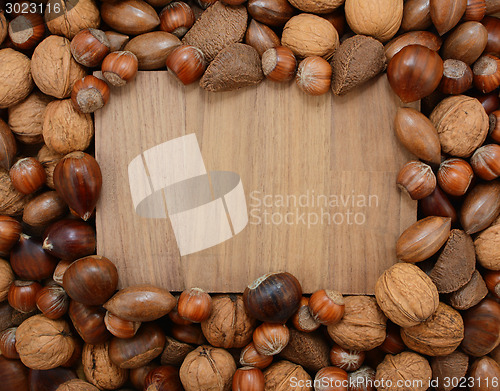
top-left (70, 28), bottom-right (111, 68)
top-left (291, 297), bottom-right (320, 333)
top-left (482, 15), bottom-right (500, 57)
top-left (10, 234), bottom-right (58, 281)
top-left (484, 270), bottom-right (500, 298)
top-left (35, 282), bottom-right (69, 320)
top-left (239, 342), bottom-right (273, 369)
top-left (439, 59), bottom-right (473, 94)
top-left (464, 0), bottom-right (487, 21)
top-left (101, 51), bottom-right (139, 87)
top-left (42, 219), bottom-right (96, 261)
top-left (28, 367), bottom-right (78, 391)
top-left (0, 215), bottom-right (22, 257)
top-left (473, 90), bottom-right (500, 114)
top-left (68, 300), bottom-right (111, 345)
top-left (130, 363), bottom-right (159, 390)
top-left (144, 365), bottom-right (183, 391)
top-left (379, 321), bottom-right (406, 355)
top-left (473, 54), bottom-right (500, 93)
top-left (8, 280), bottom-right (42, 314)
top-left (104, 311), bottom-right (141, 339)
top-left (308, 289), bottom-right (345, 325)
top-left (9, 157), bottom-right (46, 195)
top-left (262, 46), bottom-right (297, 82)
top-left (461, 298), bottom-right (500, 356)
top-left (109, 322), bottom-right (166, 369)
top-left (314, 366), bottom-right (348, 391)
top-left (470, 144), bottom-right (500, 180)
top-left (296, 56), bottom-right (332, 96)
top-left (245, 19), bottom-right (280, 57)
top-left (177, 287), bottom-right (212, 323)
top-left (0, 327), bottom-right (19, 359)
top-left (166, 45), bottom-right (207, 85)
top-left (8, 13), bottom-right (45, 50)
top-left (252, 322), bottom-right (290, 356)
top-left (469, 356), bottom-right (500, 389)
top-left (171, 323), bottom-right (206, 345)
top-left (0, 355), bottom-right (29, 391)
top-left (63, 255), bottom-right (118, 306)
top-left (159, 2), bottom-right (195, 38)
top-left (243, 272), bottom-right (302, 323)
top-left (329, 344), bottom-right (365, 372)
top-left (396, 160), bottom-right (437, 200)
top-left (387, 44), bottom-right (444, 103)
top-left (232, 366), bottom-right (265, 391)
top-left (71, 75), bottom-right (111, 114)
top-left (437, 158), bottom-right (474, 196)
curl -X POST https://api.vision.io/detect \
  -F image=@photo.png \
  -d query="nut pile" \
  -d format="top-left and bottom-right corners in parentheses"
top-left (0, 0), bottom-right (500, 390)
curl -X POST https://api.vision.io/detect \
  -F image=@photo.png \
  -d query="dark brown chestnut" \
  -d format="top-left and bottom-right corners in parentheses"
top-left (419, 186), bottom-right (459, 224)
top-left (109, 322), bottom-right (166, 369)
top-left (379, 321), bottom-right (406, 355)
top-left (144, 366), bottom-right (183, 391)
top-left (243, 272), bottom-right (302, 323)
top-left (8, 280), bottom-right (42, 314)
top-left (63, 255), bottom-right (118, 306)
top-left (68, 300), bottom-right (111, 345)
top-left (472, 90), bottom-right (500, 114)
top-left (469, 356), bottom-right (500, 388)
top-left (461, 298), bottom-right (500, 356)
top-left (130, 363), bottom-right (159, 390)
top-left (53, 152), bottom-right (102, 222)
top-left (10, 234), bottom-right (58, 280)
top-left (42, 219), bottom-right (96, 260)
top-left (0, 327), bottom-right (19, 359)
top-left (36, 282), bottom-right (69, 320)
top-left (0, 215), bottom-right (22, 256)
top-left (247, 0), bottom-right (295, 27)
top-left (0, 355), bottom-right (29, 391)
top-left (482, 15), bottom-right (500, 57)
top-left (171, 323), bottom-right (206, 345)
top-left (28, 367), bottom-right (78, 391)
top-left (22, 191), bottom-right (68, 228)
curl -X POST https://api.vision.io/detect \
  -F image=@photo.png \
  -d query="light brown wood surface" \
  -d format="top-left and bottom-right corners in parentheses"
top-left (95, 71), bottom-right (418, 294)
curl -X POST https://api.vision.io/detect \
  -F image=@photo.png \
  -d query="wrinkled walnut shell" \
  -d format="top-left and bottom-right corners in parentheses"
top-left (264, 360), bottom-right (312, 391)
top-left (82, 342), bottom-right (128, 390)
top-left (0, 169), bottom-right (30, 216)
top-left (45, 0), bottom-right (100, 39)
top-left (375, 352), bottom-right (432, 391)
top-left (56, 379), bottom-right (99, 391)
top-left (0, 49), bottom-right (34, 109)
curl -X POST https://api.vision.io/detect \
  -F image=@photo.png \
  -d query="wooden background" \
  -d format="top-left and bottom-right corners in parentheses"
top-left (95, 72), bottom-right (417, 294)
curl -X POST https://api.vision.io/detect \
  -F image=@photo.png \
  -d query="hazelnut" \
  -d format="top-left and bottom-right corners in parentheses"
top-left (180, 345), bottom-right (236, 391)
top-left (396, 161), bottom-right (437, 200)
top-left (291, 297), bottom-right (320, 333)
top-left (70, 28), bottom-right (111, 68)
top-left (375, 352), bottom-right (432, 391)
top-left (144, 366), bottom-right (183, 391)
top-left (295, 56), bottom-right (332, 96)
top-left (177, 287), bottom-right (212, 323)
top-left (314, 367), bottom-right (348, 391)
top-left (45, 0), bottom-right (100, 39)
top-left (0, 327), bottom-right (19, 359)
top-left (308, 289), bottom-right (344, 325)
top-left (82, 342), bottom-right (128, 390)
top-left (8, 13), bottom-right (45, 50)
top-left (104, 311), bottom-right (141, 339)
top-left (43, 99), bottom-right (94, 155)
top-left (9, 157), bottom-right (46, 195)
top-left (240, 342), bottom-right (273, 369)
top-left (470, 144), bottom-right (500, 180)
top-left (0, 49), bottom-right (34, 109)
top-left (437, 158), bottom-right (474, 196)
top-left (375, 263), bottom-right (439, 327)
top-left (69, 300), bottom-right (111, 345)
top-left (253, 323), bottom-right (290, 356)
top-left (473, 54), bottom-right (500, 93)
top-left (282, 13), bottom-right (339, 59)
top-left (159, 2), bottom-right (195, 38)
top-left (8, 280), bottom-right (42, 314)
top-left (327, 296), bottom-right (387, 351)
top-left (0, 215), bottom-right (21, 257)
top-left (233, 367), bottom-right (265, 391)
top-left (15, 314), bottom-right (75, 370)
top-left (71, 75), bottom-right (111, 114)
top-left (201, 294), bottom-right (256, 349)
top-left (262, 46), bottom-right (297, 83)
top-left (345, 0), bottom-right (403, 42)
top-left (0, 168), bottom-right (30, 216)
top-left (166, 45), bottom-right (207, 85)
top-left (102, 51), bottom-right (139, 87)
top-left (31, 36), bottom-right (87, 99)
top-left (439, 59), bottom-right (473, 95)
top-left (263, 360), bottom-right (311, 391)
top-left (36, 283), bottom-right (69, 320)
top-left (329, 344), bottom-right (365, 372)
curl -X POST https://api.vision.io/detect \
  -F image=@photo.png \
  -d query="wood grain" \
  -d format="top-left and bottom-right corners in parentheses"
top-left (95, 72), bottom-right (418, 294)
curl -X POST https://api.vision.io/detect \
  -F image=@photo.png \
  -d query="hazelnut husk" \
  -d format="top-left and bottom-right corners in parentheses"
top-left (180, 345), bottom-right (236, 391)
top-left (37, 145), bottom-right (64, 189)
top-left (82, 342), bottom-right (128, 390)
top-left (263, 360), bottom-right (312, 391)
top-left (375, 263), bottom-right (439, 328)
top-left (15, 314), bottom-right (75, 370)
top-left (45, 0), bottom-right (100, 39)
top-left (375, 352), bottom-right (432, 391)
top-left (0, 48), bottom-right (34, 109)
top-left (0, 168), bottom-right (30, 216)
top-left (400, 302), bottom-right (464, 356)
top-left (201, 294), bottom-right (256, 349)
top-left (31, 35), bottom-right (87, 99)
top-left (43, 99), bottom-right (94, 155)
top-left (8, 92), bottom-right (53, 144)
top-left (327, 295), bottom-right (387, 351)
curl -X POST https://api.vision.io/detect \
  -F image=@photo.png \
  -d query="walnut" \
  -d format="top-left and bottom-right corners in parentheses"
top-left (0, 11), bottom-right (7, 45)
top-left (201, 294), bottom-right (256, 349)
top-left (375, 263), bottom-right (439, 328)
top-left (375, 352), bottom-right (432, 391)
top-left (56, 379), bottom-right (99, 391)
top-left (182, 1), bottom-right (248, 62)
top-left (327, 295), bottom-right (386, 351)
top-left (430, 95), bottom-right (489, 158)
top-left (474, 224), bottom-right (500, 270)
top-left (31, 35), bottom-right (87, 99)
top-left (82, 342), bottom-right (128, 390)
top-left (180, 345), bottom-right (236, 391)
top-left (43, 99), bottom-right (94, 155)
top-left (288, 0), bottom-right (343, 13)
top-left (45, 0), bottom-right (100, 39)
top-left (0, 259), bottom-right (14, 302)
top-left (263, 360), bottom-right (312, 391)
top-left (282, 13), bottom-right (339, 59)
top-left (15, 314), bottom-right (75, 370)
top-left (345, 0), bottom-right (403, 43)
top-left (0, 169), bottom-right (30, 216)
top-left (37, 145), bottom-right (63, 189)
top-left (8, 92), bottom-right (53, 144)
top-left (0, 118), bottom-right (16, 171)
top-left (0, 49), bottom-right (34, 109)
top-left (400, 302), bottom-right (464, 356)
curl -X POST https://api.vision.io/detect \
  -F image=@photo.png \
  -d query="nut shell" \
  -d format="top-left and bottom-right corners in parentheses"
top-left (0, 119), bottom-right (17, 171)
top-left (474, 224), bottom-right (500, 270)
top-left (375, 352), bottom-right (431, 391)
top-left (100, 0), bottom-right (160, 36)
top-left (45, 0), bottom-right (100, 39)
top-left (0, 49), bottom-right (33, 109)
top-left (37, 146), bottom-right (63, 189)
top-left (15, 315), bottom-right (74, 370)
top-left (82, 342), bottom-right (128, 390)
top-left (0, 169), bottom-right (30, 216)
top-left (71, 28), bottom-right (111, 68)
top-left (461, 298), bottom-right (500, 356)
top-left (282, 13), bottom-right (339, 59)
top-left (23, 191), bottom-right (68, 227)
top-left (124, 31), bottom-right (181, 70)
top-left (441, 21), bottom-right (488, 65)
top-left (460, 181), bottom-right (500, 234)
top-left (327, 295), bottom-right (386, 351)
top-left (31, 36), bottom-right (87, 99)
top-left (0, 259), bottom-right (14, 302)
top-left (375, 263), bottom-right (439, 327)
top-left (345, 0), bottom-right (403, 42)
top-left (430, 95), bottom-right (489, 157)
top-left (56, 379), bottom-right (99, 391)
top-left (263, 360), bottom-right (311, 391)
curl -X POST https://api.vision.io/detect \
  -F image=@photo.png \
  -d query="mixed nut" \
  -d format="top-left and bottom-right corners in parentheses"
top-left (0, 0), bottom-right (500, 390)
